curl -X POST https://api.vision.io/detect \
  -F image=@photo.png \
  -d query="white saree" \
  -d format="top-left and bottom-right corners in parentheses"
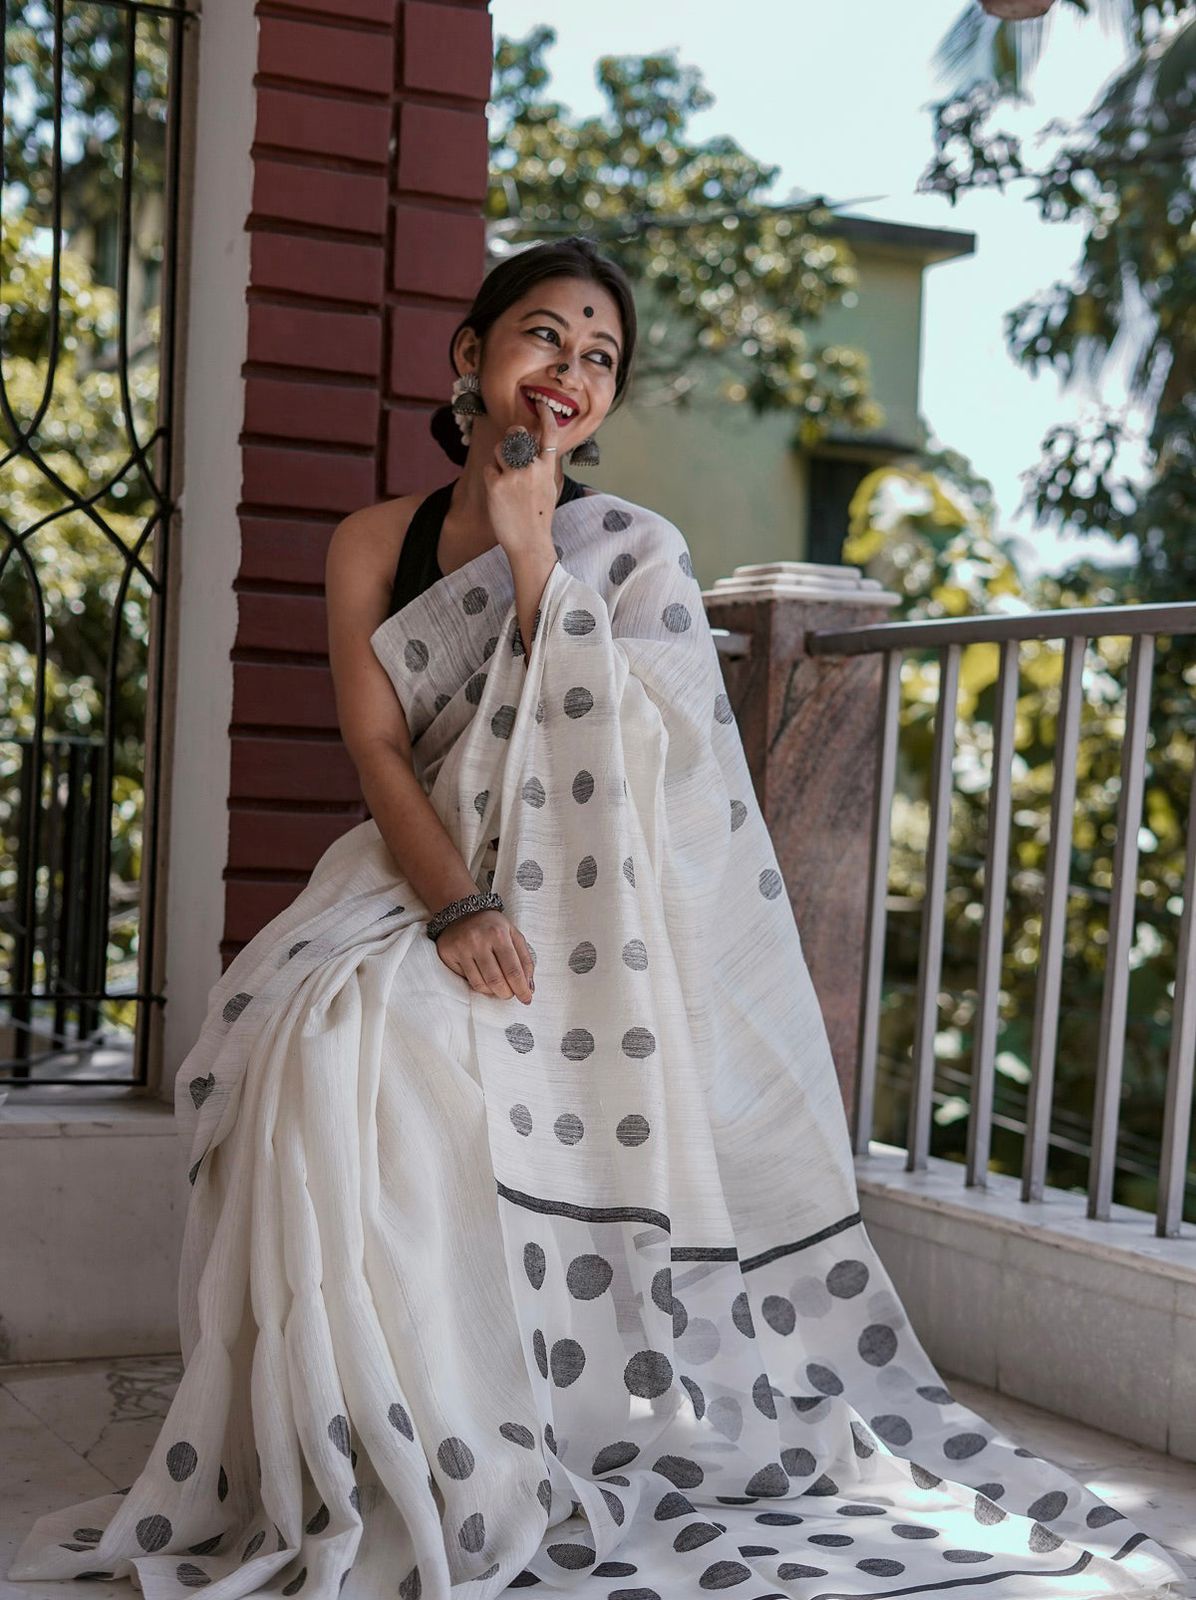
top-left (8, 489), bottom-right (1191, 1600)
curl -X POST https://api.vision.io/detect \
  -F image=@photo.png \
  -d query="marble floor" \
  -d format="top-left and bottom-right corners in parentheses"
top-left (1, 1354), bottom-right (1193, 1598)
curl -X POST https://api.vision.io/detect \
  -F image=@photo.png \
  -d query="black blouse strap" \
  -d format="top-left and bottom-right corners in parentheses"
top-left (387, 472), bottom-right (590, 620)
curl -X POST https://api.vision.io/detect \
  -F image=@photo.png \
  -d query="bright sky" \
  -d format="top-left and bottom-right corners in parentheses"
top-left (490, 0), bottom-right (1142, 577)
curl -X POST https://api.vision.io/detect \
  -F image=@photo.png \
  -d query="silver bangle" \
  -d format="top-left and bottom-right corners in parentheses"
top-left (426, 891), bottom-right (504, 942)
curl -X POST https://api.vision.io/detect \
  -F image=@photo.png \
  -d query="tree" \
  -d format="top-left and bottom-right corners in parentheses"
top-left (922, 0), bottom-right (1196, 593)
top-left (488, 29), bottom-right (885, 448)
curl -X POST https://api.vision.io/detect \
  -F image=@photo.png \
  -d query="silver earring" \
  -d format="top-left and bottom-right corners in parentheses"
top-left (449, 371), bottom-right (485, 446)
top-left (569, 434), bottom-right (600, 466)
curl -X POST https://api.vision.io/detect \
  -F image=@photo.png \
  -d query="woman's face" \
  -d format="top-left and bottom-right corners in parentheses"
top-left (459, 278), bottom-right (623, 450)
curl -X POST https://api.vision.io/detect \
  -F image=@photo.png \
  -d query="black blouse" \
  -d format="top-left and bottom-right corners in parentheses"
top-left (386, 472), bottom-right (591, 619)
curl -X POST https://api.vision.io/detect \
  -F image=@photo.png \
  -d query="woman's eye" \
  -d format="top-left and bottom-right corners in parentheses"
top-left (531, 328), bottom-right (613, 367)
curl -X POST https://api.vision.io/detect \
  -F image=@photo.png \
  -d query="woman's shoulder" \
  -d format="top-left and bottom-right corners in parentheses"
top-left (327, 493), bottom-right (425, 589)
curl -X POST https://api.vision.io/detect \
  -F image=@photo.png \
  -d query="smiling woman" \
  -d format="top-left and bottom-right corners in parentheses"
top-left (8, 236), bottom-right (1191, 1600)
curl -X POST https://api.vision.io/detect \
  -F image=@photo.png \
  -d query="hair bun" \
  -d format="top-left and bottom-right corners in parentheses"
top-left (429, 402), bottom-right (468, 466)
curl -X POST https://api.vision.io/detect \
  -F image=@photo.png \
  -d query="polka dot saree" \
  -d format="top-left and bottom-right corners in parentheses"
top-left (8, 490), bottom-right (1189, 1600)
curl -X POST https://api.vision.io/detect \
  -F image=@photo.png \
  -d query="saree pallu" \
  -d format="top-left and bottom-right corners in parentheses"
top-left (8, 490), bottom-right (1190, 1600)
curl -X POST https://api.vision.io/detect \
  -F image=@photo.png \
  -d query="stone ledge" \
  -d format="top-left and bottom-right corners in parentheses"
top-left (0, 1095), bottom-right (178, 1140)
top-left (856, 1142), bottom-right (1196, 1461)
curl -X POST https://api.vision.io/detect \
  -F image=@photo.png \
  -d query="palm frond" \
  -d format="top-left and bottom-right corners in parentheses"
top-left (931, 2), bottom-right (1054, 96)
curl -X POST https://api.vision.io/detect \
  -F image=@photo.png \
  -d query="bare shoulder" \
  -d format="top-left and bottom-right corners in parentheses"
top-left (325, 493), bottom-right (422, 594)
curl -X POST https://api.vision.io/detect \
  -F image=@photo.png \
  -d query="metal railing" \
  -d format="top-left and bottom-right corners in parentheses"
top-left (805, 602), bottom-right (1196, 1240)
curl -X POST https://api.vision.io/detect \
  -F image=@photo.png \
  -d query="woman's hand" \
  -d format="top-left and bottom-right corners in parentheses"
top-left (434, 907), bottom-right (536, 1005)
top-left (480, 394), bottom-right (561, 562)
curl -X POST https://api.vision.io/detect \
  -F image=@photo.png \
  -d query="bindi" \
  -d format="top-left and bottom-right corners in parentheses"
top-left (583, 305), bottom-right (594, 316)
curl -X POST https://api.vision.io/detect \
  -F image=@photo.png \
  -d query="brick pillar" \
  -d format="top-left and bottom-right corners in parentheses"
top-left (703, 562), bottom-right (901, 1116)
top-left (224, 0), bottom-right (492, 967)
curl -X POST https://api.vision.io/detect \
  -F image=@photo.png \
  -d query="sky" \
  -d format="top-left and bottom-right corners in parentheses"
top-left (489, 0), bottom-right (1143, 578)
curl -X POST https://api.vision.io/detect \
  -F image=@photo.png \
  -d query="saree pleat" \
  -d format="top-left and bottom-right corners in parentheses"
top-left (8, 490), bottom-right (1190, 1600)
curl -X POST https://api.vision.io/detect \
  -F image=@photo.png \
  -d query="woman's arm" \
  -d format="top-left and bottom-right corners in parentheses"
top-left (324, 504), bottom-right (482, 918)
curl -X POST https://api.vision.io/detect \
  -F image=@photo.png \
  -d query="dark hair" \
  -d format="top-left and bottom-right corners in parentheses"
top-left (429, 234), bottom-right (637, 466)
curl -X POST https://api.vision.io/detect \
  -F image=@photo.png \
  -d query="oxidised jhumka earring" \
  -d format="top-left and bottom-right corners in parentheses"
top-left (449, 370), bottom-right (485, 446)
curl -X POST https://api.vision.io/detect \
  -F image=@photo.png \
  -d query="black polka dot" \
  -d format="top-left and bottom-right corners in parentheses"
top-left (532, 1330), bottom-right (548, 1378)
top-left (809, 1533), bottom-right (852, 1547)
top-left (616, 1113), bottom-right (650, 1146)
top-left (564, 687), bottom-right (594, 719)
top-left (458, 1513), bottom-right (486, 1553)
top-left (515, 859), bottom-right (543, 890)
top-left (653, 1455), bottom-right (703, 1489)
top-left (622, 939), bottom-right (648, 970)
top-left (500, 1422), bottom-right (535, 1449)
top-left (674, 1523), bottom-right (721, 1552)
top-left (404, 640), bottom-right (429, 672)
top-left (729, 799), bottom-right (747, 831)
top-left (242, 1530), bottom-right (266, 1560)
top-left (437, 1437), bottom-right (475, 1479)
top-left (859, 1323), bottom-right (898, 1365)
top-left (858, 1558), bottom-right (905, 1576)
top-left (489, 703), bottom-right (514, 737)
top-left (136, 1515), bottom-right (173, 1553)
top-left (462, 586), bottom-right (489, 615)
top-left (550, 1339), bottom-right (586, 1386)
top-left (909, 1461), bottom-right (942, 1488)
top-left (554, 1111), bottom-right (584, 1144)
top-left (594, 1441), bottom-right (639, 1474)
top-left (713, 693), bottom-right (734, 725)
top-left (761, 1295), bottom-right (795, 1335)
top-left (838, 1504), bottom-right (887, 1516)
top-left (505, 1023), bottom-right (534, 1054)
top-left (399, 1567), bottom-right (420, 1600)
top-left (166, 1441), bottom-right (198, 1481)
top-left (222, 992), bottom-right (252, 1023)
top-left (1027, 1489), bottom-right (1068, 1520)
top-left (568, 942), bottom-right (597, 973)
top-left (328, 1415), bottom-right (351, 1457)
top-left (563, 609), bottom-right (596, 636)
top-left (282, 1567), bottom-right (308, 1593)
top-left (622, 1026), bottom-right (655, 1059)
top-left (562, 1027), bottom-right (595, 1060)
top-left (975, 1493), bottom-right (1006, 1524)
top-left (521, 776), bottom-right (546, 807)
top-left (547, 1542), bottom-right (595, 1569)
top-left (758, 869), bottom-right (782, 899)
top-left (806, 1363), bottom-right (843, 1396)
top-left (943, 1432), bottom-right (988, 1459)
top-left (893, 1524), bottom-right (939, 1539)
top-left (577, 855), bottom-right (598, 887)
top-left (510, 1103), bottom-right (532, 1136)
top-left (917, 1383), bottom-right (954, 1403)
top-left (730, 1292), bottom-right (755, 1337)
top-left (872, 1414), bottom-right (913, 1447)
top-left (524, 1242), bottom-right (546, 1288)
top-left (625, 1349), bottom-right (672, 1397)
top-left (745, 1463), bottom-right (788, 1496)
top-left (572, 770), bottom-right (595, 803)
top-left (781, 1446), bottom-right (815, 1477)
top-left (777, 1565), bottom-right (826, 1580)
top-left (175, 1563), bottom-right (211, 1588)
top-left (1087, 1504), bottom-right (1125, 1527)
top-left (827, 1259), bottom-right (869, 1297)
top-left (663, 603), bottom-right (691, 632)
top-left (567, 1255), bottom-right (613, 1299)
top-left (698, 1560), bottom-right (750, 1588)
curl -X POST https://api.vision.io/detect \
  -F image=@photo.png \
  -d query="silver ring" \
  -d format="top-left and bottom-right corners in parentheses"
top-left (543, 445), bottom-right (558, 453)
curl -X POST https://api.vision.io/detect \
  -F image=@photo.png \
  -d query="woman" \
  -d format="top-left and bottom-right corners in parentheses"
top-left (8, 237), bottom-right (1188, 1600)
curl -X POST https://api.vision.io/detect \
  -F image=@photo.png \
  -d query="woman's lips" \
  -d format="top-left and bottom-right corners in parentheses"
top-left (522, 389), bottom-right (577, 426)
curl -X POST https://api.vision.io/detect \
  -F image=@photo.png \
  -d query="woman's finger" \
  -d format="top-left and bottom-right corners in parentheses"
top-left (474, 946), bottom-right (515, 999)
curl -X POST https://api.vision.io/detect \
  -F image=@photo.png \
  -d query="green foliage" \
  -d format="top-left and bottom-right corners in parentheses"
top-left (488, 29), bottom-right (885, 447)
top-left (922, 5), bottom-right (1196, 580)
top-left (844, 444), bottom-right (1195, 1216)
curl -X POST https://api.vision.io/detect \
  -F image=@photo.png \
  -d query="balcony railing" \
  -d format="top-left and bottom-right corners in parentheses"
top-left (801, 601), bottom-right (1196, 1240)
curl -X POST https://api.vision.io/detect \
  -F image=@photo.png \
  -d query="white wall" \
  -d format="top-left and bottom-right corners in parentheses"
top-left (160, 0), bottom-right (257, 1104)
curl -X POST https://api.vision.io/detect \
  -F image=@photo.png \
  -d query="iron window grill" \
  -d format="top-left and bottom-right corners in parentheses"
top-left (1, 0), bottom-right (196, 1087)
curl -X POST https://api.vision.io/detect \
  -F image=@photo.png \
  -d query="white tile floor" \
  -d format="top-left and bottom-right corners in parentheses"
top-left (1, 1355), bottom-right (1193, 1599)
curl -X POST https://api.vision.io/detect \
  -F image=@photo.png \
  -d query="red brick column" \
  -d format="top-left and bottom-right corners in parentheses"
top-left (224, 0), bottom-right (491, 966)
